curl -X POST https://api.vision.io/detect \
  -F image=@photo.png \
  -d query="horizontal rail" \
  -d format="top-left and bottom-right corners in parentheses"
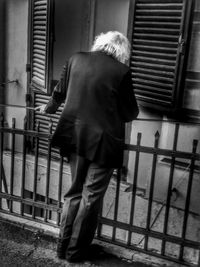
top-left (125, 144), bottom-right (200, 160)
top-left (0, 192), bottom-right (62, 213)
top-left (0, 103), bottom-right (200, 125)
top-left (99, 216), bottom-right (200, 249)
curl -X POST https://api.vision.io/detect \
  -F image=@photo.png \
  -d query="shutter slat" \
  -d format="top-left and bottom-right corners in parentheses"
top-left (133, 33), bottom-right (179, 42)
top-left (132, 44), bottom-right (177, 53)
top-left (130, 66), bottom-right (174, 78)
top-left (136, 3), bottom-right (183, 9)
top-left (33, 58), bottom-right (45, 66)
top-left (135, 16), bottom-right (181, 22)
top-left (134, 27), bottom-right (180, 35)
top-left (33, 32), bottom-right (46, 38)
top-left (134, 83), bottom-right (172, 96)
top-left (33, 53), bottom-right (45, 60)
top-left (133, 72), bottom-right (174, 83)
top-left (33, 62), bottom-right (45, 70)
top-left (131, 55), bottom-right (176, 66)
top-left (135, 91), bottom-right (172, 104)
top-left (33, 44), bottom-right (46, 51)
top-left (33, 67), bottom-right (45, 75)
top-left (131, 61), bottom-right (175, 72)
top-left (135, 21), bottom-right (181, 28)
top-left (132, 50), bottom-right (177, 60)
top-left (133, 39), bottom-right (178, 47)
top-left (32, 77), bottom-right (45, 86)
top-left (135, 88), bottom-right (172, 100)
top-left (33, 72), bottom-right (45, 80)
top-left (33, 40), bottom-right (46, 46)
top-left (33, 49), bottom-right (46, 56)
top-left (132, 77), bottom-right (173, 90)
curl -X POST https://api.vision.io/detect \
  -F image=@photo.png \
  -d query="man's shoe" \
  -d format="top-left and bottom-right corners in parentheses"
top-left (56, 238), bottom-right (69, 259)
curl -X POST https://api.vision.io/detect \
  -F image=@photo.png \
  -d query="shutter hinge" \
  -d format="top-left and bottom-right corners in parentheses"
top-left (180, 40), bottom-right (186, 55)
top-left (178, 35), bottom-right (186, 55)
top-left (25, 93), bottom-right (32, 103)
top-left (26, 63), bottom-right (31, 72)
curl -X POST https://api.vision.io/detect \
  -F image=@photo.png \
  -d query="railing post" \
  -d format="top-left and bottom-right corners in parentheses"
top-left (32, 120), bottom-right (40, 219)
top-left (9, 118), bottom-right (16, 212)
top-left (0, 113), bottom-right (4, 209)
top-left (179, 139), bottom-right (198, 261)
top-left (57, 156), bottom-right (64, 226)
top-left (112, 168), bottom-right (121, 241)
top-left (161, 123), bottom-right (179, 256)
top-left (44, 119), bottom-right (53, 222)
top-left (144, 130), bottom-right (160, 251)
top-left (21, 116), bottom-right (27, 215)
top-left (127, 132), bottom-right (142, 246)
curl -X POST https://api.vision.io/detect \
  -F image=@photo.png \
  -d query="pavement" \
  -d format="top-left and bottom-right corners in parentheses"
top-left (0, 213), bottom-right (187, 267)
top-left (0, 215), bottom-right (154, 267)
top-left (0, 237), bottom-right (152, 267)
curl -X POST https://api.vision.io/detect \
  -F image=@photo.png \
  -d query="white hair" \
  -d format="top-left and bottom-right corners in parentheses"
top-left (91, 31), bottom-right (130, 64)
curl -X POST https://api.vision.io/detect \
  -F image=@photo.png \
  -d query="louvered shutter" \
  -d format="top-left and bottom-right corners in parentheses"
top-left (129, 0), bottom-right (192, 112)
top-left (30, 0), bottom-right (57, 156)
top-left (34, 92), bottom-right (62, 158)
top-left (30, 0), bottom-right (53, 93)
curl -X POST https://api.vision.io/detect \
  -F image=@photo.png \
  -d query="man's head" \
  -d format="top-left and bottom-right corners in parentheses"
top-left (91, 31), bottom-right (130, 64)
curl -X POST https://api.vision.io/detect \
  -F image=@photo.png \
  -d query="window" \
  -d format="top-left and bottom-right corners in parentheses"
top-left (128, 0), bottom-right (193, 113)
top-left (29, 0), bottom-right (91, 155)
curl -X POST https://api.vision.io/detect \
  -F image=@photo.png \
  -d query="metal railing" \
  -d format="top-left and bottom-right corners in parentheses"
top-left (0, 113), bottom-right (200, 266)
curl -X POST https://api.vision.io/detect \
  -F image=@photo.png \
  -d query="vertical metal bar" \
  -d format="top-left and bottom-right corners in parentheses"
top-left (161, 123), bottom-right (179, 256)
top-left (32, 121), bottom-right (40, 219)
top-left (144, 131), bottom-right (160, 251)
top-left (9, 118), bottom-right (16, 212)
top-left (0, 113), bottom-right (4, 209)
top-left (44, 120), bottom-right (52, 222)
top-left (21, 117), bottom-right (27, 216)
top-left (56, 156), bottom-right (63, 226)
top-left (112, 168), bottom-right (121, 241)
top-left (127, 132), bottom-right (142, 246)
top-left (96, 194), bottom-right (103, 238)
top-left (179, 139), bottom-right (198, 261)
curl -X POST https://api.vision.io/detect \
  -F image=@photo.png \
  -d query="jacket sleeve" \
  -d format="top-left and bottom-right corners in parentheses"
top-left (45, 61), bottom-right (70, 114)
top-left (118, 70), bottom-right (139, 122)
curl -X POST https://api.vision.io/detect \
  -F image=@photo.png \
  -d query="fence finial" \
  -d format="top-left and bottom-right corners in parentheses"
top-left (155, 131), bottom-right (160, 139)
top-left (192, 139), bottom-right (198, 153)
top-left (0, 112), bottom-right (4, 127)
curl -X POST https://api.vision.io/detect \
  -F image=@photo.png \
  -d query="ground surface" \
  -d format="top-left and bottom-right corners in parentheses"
top-left (0, 238), bottom-right (152, 267)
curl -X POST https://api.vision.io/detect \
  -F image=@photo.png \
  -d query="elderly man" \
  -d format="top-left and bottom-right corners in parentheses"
top-left (37, 31), bottom-right (139, 262)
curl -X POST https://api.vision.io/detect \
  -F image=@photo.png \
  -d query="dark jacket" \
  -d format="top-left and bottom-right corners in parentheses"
top-left (45, 51), bottom-right (139, 167)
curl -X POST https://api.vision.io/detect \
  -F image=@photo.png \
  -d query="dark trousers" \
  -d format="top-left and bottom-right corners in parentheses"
top-left (59, 153), bottom-right (114, 261)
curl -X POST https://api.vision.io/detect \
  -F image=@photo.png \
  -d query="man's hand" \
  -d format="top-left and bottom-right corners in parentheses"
top-left (35, 104), bottom-right (46, 114)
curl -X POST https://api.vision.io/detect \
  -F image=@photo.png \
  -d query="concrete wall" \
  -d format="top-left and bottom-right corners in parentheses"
top-left (3, 0), bottom-right (28, 151)
top-left (4, 0), bottom-right (28, 130)
top-left (0, 0), bottom-right (5, 109)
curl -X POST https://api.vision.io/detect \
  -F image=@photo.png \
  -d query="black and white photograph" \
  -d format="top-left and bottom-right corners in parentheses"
top-left (0, 0), bottom-right (199, 266)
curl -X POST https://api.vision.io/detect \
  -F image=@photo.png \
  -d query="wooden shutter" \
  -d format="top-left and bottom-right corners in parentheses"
top-left (34, 92), bottom-right (63, 158)
top-left (30, 0), bottom-right (53, 93)
top-left (30, 0), bottom-right (56, 156)
top-left (129, 0), bottom-right (192, 112)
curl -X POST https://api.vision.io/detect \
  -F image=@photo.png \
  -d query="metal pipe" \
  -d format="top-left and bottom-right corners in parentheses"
top-left (0, 80), bottom-right (18, 86)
